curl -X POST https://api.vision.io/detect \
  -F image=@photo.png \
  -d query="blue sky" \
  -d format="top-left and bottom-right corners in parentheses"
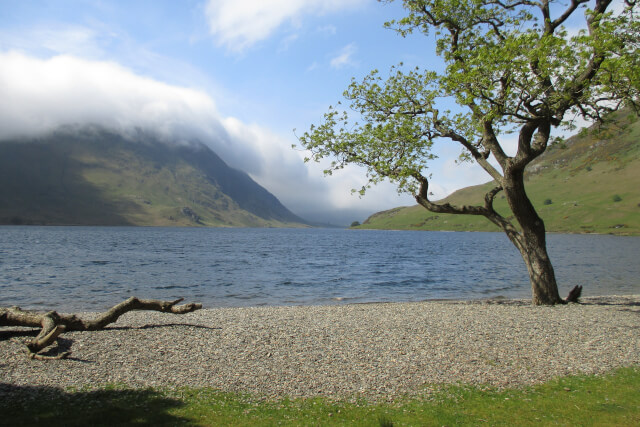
top-left (0, 0), bottom-right (492, 225)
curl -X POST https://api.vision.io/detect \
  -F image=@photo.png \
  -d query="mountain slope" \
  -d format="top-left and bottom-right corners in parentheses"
top-left (0, 126), bottom-right (307, 227)
top-left (357, 110), bottom-right (640, 235)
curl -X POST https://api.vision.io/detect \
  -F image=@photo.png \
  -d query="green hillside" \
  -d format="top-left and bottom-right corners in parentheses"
top-left (0, 126), bottom-right (307, 227)
top-left (357, 111), bottom-right (640, 235)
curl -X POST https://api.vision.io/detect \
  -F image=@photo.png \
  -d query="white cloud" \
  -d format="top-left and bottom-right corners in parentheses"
top-left (204, 0), bottom-right (368, 52)
top-left (221, 117), bottom-right (414, 222)
top-left (0, 25), bottom-right (106, 59)
top-left (330, 43), bottom-right (357, 69)
top-left (317, 25), bottom-right (337, 36)
top-left (0, 23), bottom-right (217, 94)
top-left (0, 51), bottom-right (408, 225)
top-left (278, 33), bottom-right (299, 52)
top-left (0, 52), bottom-right (223, 142)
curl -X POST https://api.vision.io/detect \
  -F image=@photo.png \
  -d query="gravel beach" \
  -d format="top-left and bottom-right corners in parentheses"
top-left (1, 295), bottom-right (639, 401)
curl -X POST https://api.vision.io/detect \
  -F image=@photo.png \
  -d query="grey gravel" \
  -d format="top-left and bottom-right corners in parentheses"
top-left (1, 295), bottom-right (639, 400)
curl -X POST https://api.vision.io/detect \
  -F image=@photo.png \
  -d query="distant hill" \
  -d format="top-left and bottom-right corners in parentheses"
top-left (0, 125), bottom-right (307, 227)
top-left (357, 110), bottom-right (640, 235)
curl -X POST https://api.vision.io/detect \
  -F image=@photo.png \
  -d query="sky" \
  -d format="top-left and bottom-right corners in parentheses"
top-left (0, 0), bottom-right (500, 225)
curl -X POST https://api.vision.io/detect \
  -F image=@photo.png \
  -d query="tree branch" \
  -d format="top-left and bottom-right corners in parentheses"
top-left (556, 0), bottom-right (613, 115)
top-left (550, 0), bottom-right (590, 31)
top-left (484, 185), bottom-right (503, 211)
top-left (413, 173), bottom-right (525, 251)
top-left (512, 120), bottom-right (540, 169)
top-left (434, 121), bottom-right (505, 183)
top-left (414, 173), bottom-right (492, 216)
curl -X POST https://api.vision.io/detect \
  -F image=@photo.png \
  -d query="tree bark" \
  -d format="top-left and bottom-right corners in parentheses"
top-left (0, 297), bottom-right (202, 359)
top-left (503, 167), bottom-right (564, 305)
top-left (518, 231), bottom-right (563, 305)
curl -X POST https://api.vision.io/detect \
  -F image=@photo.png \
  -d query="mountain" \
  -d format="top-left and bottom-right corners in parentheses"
top-left (356, 110), bottom-right (640, 235)
top-left (0, 126), bottom-right (307, 227)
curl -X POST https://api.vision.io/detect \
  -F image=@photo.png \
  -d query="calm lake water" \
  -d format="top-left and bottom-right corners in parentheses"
top-left (0, 226), bottom-right (638, 311)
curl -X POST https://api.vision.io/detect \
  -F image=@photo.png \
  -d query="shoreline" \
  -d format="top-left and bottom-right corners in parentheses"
top-left (353, 225), bottom-right (640, 237)
top-left (2, 295), bottom-right (639, 401)
top-left (5, 291), bottom-right (639, 314)
top-left (3, 222), bottom-right (639, 235)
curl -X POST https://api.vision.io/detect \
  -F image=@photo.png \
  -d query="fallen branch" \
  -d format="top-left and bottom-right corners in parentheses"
top-left (0, 297), bottom-right (202, 359)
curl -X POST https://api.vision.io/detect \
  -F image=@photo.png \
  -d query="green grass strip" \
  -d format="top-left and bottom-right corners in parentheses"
top-left (2, 367), bottom-right (638, 426)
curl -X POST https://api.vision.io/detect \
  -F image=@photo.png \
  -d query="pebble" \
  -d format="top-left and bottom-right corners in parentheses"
top-left (1, 295), bottom-right (639, 401)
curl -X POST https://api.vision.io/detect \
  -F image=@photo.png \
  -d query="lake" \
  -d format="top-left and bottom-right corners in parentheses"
top-left (0, 226), bottom-right (638, 311)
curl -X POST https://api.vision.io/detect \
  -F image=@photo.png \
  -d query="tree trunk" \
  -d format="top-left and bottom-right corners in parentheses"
top-left (518, 230), bottom-right (563, 305)
top-left (0, 297), bottom-right (202, 359)
top-left (503, 169), bottom-right (564, 305)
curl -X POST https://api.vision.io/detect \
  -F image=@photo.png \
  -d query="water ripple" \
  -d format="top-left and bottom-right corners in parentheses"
top-left (0, 226), bottom-right (638, 311)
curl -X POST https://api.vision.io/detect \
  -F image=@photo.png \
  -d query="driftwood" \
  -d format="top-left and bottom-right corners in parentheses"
top-left (0, 297), bottom-right (202, 360)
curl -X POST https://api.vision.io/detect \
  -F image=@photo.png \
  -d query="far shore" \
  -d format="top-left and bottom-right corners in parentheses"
top-left (2, 223), bottom-right (640, 236)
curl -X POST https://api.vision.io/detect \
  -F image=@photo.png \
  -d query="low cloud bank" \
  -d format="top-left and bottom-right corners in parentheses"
top-left (0, 52), bottom-right (223, 141)
top-left (0, 51), bottom-right (412, 225)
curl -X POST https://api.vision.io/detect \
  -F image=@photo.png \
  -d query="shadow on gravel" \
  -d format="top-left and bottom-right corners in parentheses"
top-left (0, 323), bottom-right (219, 341)
top-left (580, 297), bottom-right (640, 307)
top-left (0, 329), bottom-right (80, 360)
top-left (1, 323), bottom-right (220, 361)
top-left (0, 328), bottom-right (39, 340)
top-left (105, 323), bottom-right (221, 331)
top-left (0, 383), bottom-right (188, 426)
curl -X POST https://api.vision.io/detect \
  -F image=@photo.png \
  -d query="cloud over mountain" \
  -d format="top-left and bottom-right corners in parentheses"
top-left (0, 51), bottom-right (409, 224)
top-left (0, 52), bottom-right (222, 141)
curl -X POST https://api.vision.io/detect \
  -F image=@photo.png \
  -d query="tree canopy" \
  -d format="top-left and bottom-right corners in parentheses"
top-left (298, 0), bottom-right (639, 304)
top-left (301, 0), bottom-right (638, 192)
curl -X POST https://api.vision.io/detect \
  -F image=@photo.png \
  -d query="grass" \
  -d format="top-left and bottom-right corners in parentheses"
top-left (2, 367), bottom-right (638, 426)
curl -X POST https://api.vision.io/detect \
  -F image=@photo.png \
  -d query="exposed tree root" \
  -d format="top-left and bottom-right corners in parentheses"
top-left (564, 285), bottom-right (583, 304)
top-left (0, 297), bottom-right (202, 359)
